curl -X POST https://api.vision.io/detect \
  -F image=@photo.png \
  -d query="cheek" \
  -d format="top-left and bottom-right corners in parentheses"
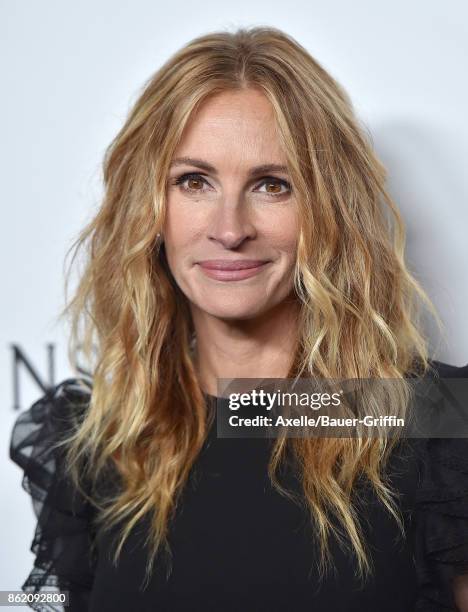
top-left (163, 200), bottom-right (205, 259)
top-left (260, 211), bottom-right (298, 259)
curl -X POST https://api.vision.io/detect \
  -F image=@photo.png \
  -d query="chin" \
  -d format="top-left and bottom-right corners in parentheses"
top-left (197, 297), bottom-right (267, 321)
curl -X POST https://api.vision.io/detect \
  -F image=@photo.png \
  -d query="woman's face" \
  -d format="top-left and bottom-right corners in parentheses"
top-left (164, 87), bottom-right (298, 321)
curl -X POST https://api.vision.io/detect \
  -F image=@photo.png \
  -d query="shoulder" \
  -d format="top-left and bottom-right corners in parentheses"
top-left (10, 377), bottom-right (93, 472)
top-left (9, 378), bottom-right (97, 601)
top-left (411, 359), bottom-right (468, 610)
top-left (30, 376), bottom-right (93, 414)
top-left (427, 358), bottom-right (468, 378)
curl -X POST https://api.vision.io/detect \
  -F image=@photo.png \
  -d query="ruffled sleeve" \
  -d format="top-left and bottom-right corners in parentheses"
top-left (413, 361), bottom-right (468, 612)
top-left (9, 378), bottom-right (97, 612)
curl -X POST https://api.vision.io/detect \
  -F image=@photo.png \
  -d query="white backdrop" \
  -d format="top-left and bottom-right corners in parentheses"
top-left (2, 0), bottom-right (467, 604)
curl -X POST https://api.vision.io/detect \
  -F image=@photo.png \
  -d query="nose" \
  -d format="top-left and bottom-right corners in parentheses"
top-left (207, 198), bottom-right (256, 249)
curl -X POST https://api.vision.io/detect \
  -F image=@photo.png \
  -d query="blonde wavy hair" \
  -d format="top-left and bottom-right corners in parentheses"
top-left (58, 25), bottom-right (444, 589)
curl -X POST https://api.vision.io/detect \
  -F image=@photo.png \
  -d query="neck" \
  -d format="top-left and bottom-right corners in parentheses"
top-left (190, 296), bottom-right (300, 397)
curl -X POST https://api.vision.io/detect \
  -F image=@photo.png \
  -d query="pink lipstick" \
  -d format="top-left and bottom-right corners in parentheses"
top-left (197, 259), bottom-right (270, 281)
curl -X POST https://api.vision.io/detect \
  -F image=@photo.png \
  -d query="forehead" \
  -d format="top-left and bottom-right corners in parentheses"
top-left (174, 88), bottom-right (287, 166)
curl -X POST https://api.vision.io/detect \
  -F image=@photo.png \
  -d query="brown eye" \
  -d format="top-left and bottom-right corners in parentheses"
top-left (256, 178), bottom-right (291, 197)
top-left (265, 182), bottom-right (282, 194)
top-left (173, 173), bottom-right (210, 194)
top-left (187, 177), bottom-right (204, 190)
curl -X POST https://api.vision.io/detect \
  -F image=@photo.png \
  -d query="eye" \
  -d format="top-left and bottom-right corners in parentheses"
top-left (172, 173), bottom-right (211, 193)
top-left (255, 177), bottom-right (292, 197)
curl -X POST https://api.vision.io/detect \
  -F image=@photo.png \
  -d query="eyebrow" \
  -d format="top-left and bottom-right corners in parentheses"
top-left (170, 157), bottom-right (289, 177)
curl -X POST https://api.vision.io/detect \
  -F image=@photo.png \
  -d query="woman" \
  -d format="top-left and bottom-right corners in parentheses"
top-left (10, 26), bottom-right (468, 611)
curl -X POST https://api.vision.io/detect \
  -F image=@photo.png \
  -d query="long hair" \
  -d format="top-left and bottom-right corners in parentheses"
top-left (58, 25), bottom-right (444, 588)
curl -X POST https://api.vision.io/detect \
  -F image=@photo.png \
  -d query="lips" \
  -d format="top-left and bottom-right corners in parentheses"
top-left (198, 259), bottom-right (268, 270)
top-left (197, 259), bottom-right (270, 281)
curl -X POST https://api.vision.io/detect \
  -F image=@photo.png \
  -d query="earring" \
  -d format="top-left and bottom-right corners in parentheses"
top-left (155, 233), bottom-right (163, 254)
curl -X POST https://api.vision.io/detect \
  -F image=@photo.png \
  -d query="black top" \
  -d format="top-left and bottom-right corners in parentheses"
top-left (9, 360), bottom-right (468, 612)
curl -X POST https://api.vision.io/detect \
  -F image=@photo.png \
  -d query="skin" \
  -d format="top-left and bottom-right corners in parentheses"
top-left (164, 87), bottom-right (301, 396)
top-left (454, 575), bottom-right (468, 611)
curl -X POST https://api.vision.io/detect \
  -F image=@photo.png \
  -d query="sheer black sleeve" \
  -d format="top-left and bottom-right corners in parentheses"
top-left (9, 378), bottom-right (97, 612)
top-left (414, 362), bottom-right (468, 611)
